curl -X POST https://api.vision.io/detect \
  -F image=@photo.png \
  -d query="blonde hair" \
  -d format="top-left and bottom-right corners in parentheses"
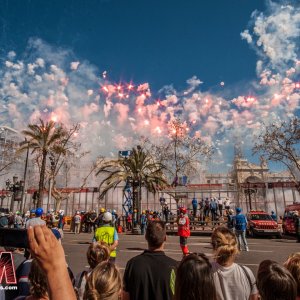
top-left (211, 227), bottom-right (239, 265)
top-left (83, 261), bottom-right (122, 300)
top-left (87, 242), bottom-right (110, 269)
top-left (284, 252), bottom-right (300, 296)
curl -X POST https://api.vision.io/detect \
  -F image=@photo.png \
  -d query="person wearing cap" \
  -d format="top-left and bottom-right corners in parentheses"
top-left (177, 207), bottom-right (190, 255)
top-left (94, 211), bottom-right (119, 263)
top-left (97, 207), bottom-right (106, 227)
top-left (234, 207), bottom-right (249, 251)
top-left (26, 208), bottom-right (46, 228)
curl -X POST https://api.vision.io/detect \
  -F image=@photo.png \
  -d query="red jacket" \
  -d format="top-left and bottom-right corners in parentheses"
top-left (178, 215), bottom-right (190, 237)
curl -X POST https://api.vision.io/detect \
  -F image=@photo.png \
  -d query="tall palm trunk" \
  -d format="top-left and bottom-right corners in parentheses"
top-left (37, 149), bottom-right (47, 208)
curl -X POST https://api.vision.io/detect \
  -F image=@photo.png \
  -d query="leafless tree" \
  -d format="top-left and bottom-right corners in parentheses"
top-left (253, 117), bottom-right (300, 191)
top-left (142, 117), bottom-right (213, 185)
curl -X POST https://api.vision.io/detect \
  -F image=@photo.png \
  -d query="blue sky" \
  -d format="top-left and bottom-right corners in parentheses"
top-left (0, 0), bottom-right (265, 91)
top-left (0, 0), bottom-right (299, 173)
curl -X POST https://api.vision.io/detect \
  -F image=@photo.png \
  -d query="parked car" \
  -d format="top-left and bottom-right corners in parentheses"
top-left (246, 210), bottom-right (281, 238)
top-left (282, 203), bottom-right (300, 235)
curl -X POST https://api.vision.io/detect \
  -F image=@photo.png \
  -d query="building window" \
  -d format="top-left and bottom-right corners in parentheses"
top-left (207, 180), bottom-right (211, 184)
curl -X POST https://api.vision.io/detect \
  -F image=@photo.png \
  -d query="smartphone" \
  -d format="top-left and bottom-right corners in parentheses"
top-left (0, 228), bottom-right (29, 248)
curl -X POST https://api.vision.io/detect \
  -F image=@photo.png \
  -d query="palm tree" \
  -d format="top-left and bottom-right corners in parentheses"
top-left (96, 145), bottom-right (168, 215)
top-left (21, 119), bottom-right (66, 208)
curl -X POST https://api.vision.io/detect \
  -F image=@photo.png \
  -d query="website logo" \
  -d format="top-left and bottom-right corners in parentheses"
top-left (0, 252), bottom-right (17, 284)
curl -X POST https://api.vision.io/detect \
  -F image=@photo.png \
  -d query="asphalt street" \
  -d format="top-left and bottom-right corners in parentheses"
top-left (62, 231), bottom-right (300, 277)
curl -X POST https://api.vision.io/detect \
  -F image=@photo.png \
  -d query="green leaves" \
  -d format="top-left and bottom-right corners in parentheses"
top-left (96, 145), bottom-right (168, 200)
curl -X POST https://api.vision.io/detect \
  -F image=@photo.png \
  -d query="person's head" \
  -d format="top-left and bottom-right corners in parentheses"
top-left (179, 207), bottom-right (186, 217)
top-left (35, 207), bottom-right (43, 217)
top-left (145, 221), bottom-right (166, 250)
top-left (211, 227), bottom-right (239, 265)
top-left (284, 252), bottom-right (300, 297)
top-left (235, 207), bottom-right (242, 214)
top-left (83, 261), bottom-right (122, 300)
top-left (103, 212), bottom-right (112, 223)
top-left (257, 260), bottom-right (297, 300)
top-left (87, 242), bottom-right (110, 269)
top-left (175, 253), bottom-right (216, 300)
top-left (29, 258), bottom-right (49, 298)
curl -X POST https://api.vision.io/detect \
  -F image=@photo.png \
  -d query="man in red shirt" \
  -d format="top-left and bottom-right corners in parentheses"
top-left (177, 207), bottom-right (190, 255)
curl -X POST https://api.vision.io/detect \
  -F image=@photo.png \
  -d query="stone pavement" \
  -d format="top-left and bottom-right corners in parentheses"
top-left (62, 231), bottom-right (300, 277)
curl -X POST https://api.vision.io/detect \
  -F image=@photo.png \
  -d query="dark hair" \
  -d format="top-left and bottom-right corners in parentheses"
top-left (257, 260), bottom-right (297, 300)
top-left (145, 221), bottom-right (166, 249)
top-left (284, 252), bottom-right (300, 297)
top-left (87, 242), bottom-right (110, 269)
top-left (211, 227), bottom-right (239, 265)
top-left (29, 259), bottom-right (49, 298)
top-left (175, 253), bottom-right (217, 300)
top-left (83, 261), bottom-right (121, 300)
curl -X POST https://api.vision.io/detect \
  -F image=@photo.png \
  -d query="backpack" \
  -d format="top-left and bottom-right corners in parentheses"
top-left (74, 270), bottom-right (88, 299)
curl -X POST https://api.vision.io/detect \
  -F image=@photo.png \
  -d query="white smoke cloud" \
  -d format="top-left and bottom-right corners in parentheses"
top-left (0, 1), bottom-right (299, 172)
top-left (241, 2), bottom-right (300, 72)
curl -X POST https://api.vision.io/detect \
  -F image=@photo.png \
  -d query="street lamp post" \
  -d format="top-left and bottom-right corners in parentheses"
top-left (6, 176), bottom-right (23, 212)
top-left (20, 138), bottom-right (30, 212)
top-left (0, 189), bottom-right (6, 208)
top-left (48, 156), bottom-right (55, 211)
top-left (244, 182), bottom-right (257, 211)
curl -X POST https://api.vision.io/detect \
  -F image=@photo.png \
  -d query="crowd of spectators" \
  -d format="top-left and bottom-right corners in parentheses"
top-left (1, 222), bottom-right (297, 300)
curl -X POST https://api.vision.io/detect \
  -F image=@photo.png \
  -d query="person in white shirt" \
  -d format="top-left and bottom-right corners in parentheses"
top-left (74, 212), bottom-right (81, 234)
top-left (224, 198), bottom-right (231, 211)
top-left (26, 208), bottom-right (46, 228)
top-left (211, 227), bottom-right (258, 300)
top-left (217, 198), bottom-right (223, 217)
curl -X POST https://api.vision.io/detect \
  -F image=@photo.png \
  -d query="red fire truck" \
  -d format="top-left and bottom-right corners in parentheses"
top-left (282, 203), bottom-right (300, 235)
top-left (246, 210), bottom-right (281, 238)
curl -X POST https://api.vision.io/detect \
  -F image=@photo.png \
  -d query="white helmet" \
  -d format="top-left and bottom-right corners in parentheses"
top-left (103, 212), bottom-right (112, 222)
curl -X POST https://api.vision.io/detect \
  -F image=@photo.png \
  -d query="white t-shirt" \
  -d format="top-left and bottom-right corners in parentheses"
top-left (211, 262), bottom-right (258, 300)
top-left (74, 215), bottom-right (81, 224)
top-left (224, 200), bottom-right (230, 207)
top-left (26, 217), bottom-right (46, 228)
top-left (217, 199), bottom-right (223, 205)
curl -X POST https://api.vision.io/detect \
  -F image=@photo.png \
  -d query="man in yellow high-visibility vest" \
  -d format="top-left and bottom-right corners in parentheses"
top-left (94, 211), bottom-right (119, 263)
